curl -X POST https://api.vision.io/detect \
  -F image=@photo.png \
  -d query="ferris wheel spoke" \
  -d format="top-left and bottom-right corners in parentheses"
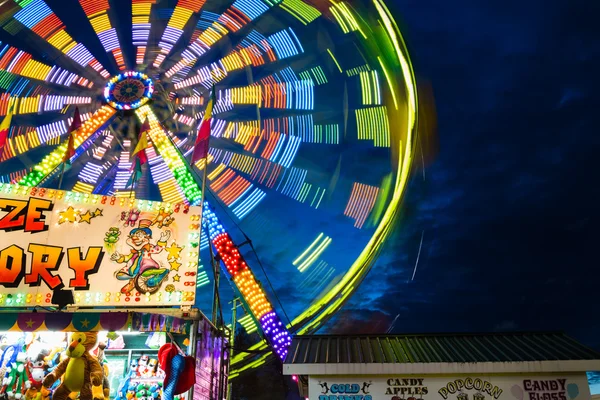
top-left (1, 0), bottom-right (110, 80)
top-left (134, 105), bottom-right (201, 204)
top-left (150, 0), bottom-right (206, 69)
top-left (77, 0), bottom-right (127, 71)
top-left (202, 201), bottom-right (292, 360)
top-left (18, 105), bottom-right (116, 187)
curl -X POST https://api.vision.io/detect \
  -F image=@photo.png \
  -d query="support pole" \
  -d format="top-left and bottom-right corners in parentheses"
top-left (227, 298), bottom-right (238, 400)
top-left (211, 259), bottom-right (220, 325)
top-left (57, 163), bottom-right (66, 191)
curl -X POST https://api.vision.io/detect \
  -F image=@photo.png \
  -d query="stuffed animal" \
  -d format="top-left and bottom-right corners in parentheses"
top-left (138, 356), bottom-right (149, 377)
top-left (42, 332), bottom-right (104, 400)
top-left (0, 344), bottom-right (20, 391)
top-left (24, 345), bottom-right (49, 400)
top-left (142, 359), bottom-right (157, 379)
top-left (2, 348), bottom-right (30, 399)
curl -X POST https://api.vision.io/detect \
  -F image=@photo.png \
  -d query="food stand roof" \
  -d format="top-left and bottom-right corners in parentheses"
top-left (283, 332), bottom-right (600, 376)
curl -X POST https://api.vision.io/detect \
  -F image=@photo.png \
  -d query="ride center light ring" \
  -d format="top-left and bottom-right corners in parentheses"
top-left (104, 71), bottom-right (154, 111)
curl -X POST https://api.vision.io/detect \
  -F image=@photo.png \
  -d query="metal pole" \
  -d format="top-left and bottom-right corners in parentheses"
top-left (186, 319), bottom-right (198, 400)
top-left (57, 162), bottom-right (66, 191)
top-left (226, 298), bottom-right (238, 400)
top-left (211, 260), bottom-right (220, 325)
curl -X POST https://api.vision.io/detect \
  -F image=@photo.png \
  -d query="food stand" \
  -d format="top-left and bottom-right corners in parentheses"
top-left (284, 333), bottom-right (600, 400)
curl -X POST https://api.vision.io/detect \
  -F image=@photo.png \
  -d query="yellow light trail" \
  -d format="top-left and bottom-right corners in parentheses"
top-left (297, 236), bottom-right (332, 272)
top-left (292, 233), bottom-right (323, 266)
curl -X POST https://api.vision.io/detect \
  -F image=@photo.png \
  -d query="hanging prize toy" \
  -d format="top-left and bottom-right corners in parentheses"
top-left (157, 343), bottom-right (194, 400)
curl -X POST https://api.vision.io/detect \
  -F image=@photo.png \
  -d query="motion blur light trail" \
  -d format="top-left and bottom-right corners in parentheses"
top-left (0, 0), bottom-right (418, 375)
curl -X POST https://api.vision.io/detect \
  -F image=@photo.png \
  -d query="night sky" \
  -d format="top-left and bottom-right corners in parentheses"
top-left (327, 0), bottom-right (600, 350)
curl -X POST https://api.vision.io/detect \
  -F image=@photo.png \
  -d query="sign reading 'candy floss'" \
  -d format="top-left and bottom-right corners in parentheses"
top-left (0, 185), bottom-right (201, 307)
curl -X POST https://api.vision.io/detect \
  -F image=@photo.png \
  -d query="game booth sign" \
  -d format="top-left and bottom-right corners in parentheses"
top-left (0, 185), bottom-right (200, 305)
top-left (0, 185), bottom-right (229, 400)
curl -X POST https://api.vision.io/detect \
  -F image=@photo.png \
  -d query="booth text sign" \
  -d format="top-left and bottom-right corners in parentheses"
top-left (0, 185), bottom-right (201, 307)
top-left (309, 374), bottom-right (590, 400)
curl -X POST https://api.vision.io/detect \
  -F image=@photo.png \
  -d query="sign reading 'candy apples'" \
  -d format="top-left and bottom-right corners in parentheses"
top-left (0, 184), bottom-right (201, 307)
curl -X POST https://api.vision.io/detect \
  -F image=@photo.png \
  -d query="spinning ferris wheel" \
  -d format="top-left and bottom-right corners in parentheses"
top-left (0, 0), bottom-right (417, 374)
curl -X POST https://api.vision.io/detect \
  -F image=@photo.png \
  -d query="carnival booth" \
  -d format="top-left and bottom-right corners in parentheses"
top-left (0, 185), bottom-right (229, 400)
top-left (284, 333), bottom-right (600, 400)
top-left (0, 312), bottom-right (192, 400)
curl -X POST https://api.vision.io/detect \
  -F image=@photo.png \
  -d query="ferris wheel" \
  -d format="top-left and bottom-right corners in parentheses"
top-left (0, 0), bottom-right (417, 375)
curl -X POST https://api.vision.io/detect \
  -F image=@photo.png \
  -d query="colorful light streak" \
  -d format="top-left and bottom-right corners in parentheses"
top-left (293, 233), bottom-right (332, 272)
top-left (279, 0), bottom-right (320, 25)
top-left (10, 0), bottom-right (108, 78)
top-left (1, 111), bottom-right (98, 161)
top-left (356, 106), bottom-right (391, 147)
top-left (0, 42), bottom-right (88, 87)
top-left (153, 0), bottom-right (206, 68)
top-left (78, 0), bottom-right (126, 70)
top-left (134, 106), bottom-right (201, 205)
top-left (344, 182), bottom-right (380, 228)
top-left (0, 94), bottom-right (92, 116)
top-left (18, 106), bottom-right (116, 187)
top-left (166, 0), bottom-right (288, 78)
top-left (359, 70), bottom-right (382, 105)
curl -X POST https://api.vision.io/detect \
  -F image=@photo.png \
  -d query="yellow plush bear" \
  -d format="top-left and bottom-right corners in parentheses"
top-left (42, 333), bottom-right (104, 400)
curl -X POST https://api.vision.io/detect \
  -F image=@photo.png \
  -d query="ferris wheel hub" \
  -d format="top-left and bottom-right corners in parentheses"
top-left (104, 71), bottom-right (154, 111)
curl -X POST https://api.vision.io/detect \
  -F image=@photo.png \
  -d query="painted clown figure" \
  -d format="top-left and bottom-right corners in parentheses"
top-left (111, 219), bottom-right (171, 294)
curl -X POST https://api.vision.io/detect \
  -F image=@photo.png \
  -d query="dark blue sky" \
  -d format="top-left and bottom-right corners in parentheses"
top-left (326, 0), bottom-right (600, 349)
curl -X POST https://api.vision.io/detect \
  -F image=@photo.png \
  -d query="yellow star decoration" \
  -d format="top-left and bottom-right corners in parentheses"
top-left (80, 319), bottom-right (90, 328)
top-left (93, 208), bottom-right (103, 217)
top-left (172, 274), bottom-right (181, 282)
top-left (25, 319), bottom-right (34, 328)
top-left (166, 243), bottom-right (183, 260)
top-left (58, 206), bottom-right (77, 224)
top-left (79, 210), bottom-right (94, 224)
top-left (169, 260), bottom-right (181, 272)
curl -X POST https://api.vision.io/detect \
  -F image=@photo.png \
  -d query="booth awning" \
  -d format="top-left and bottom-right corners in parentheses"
top-left (0, 312), bottom-right (191, 334)
top-left (284, 332), bottom-right (600, 375)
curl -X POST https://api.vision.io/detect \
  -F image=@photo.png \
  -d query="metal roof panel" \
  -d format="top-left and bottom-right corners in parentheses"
top-left (284, 332), bottom-right (600, 365)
